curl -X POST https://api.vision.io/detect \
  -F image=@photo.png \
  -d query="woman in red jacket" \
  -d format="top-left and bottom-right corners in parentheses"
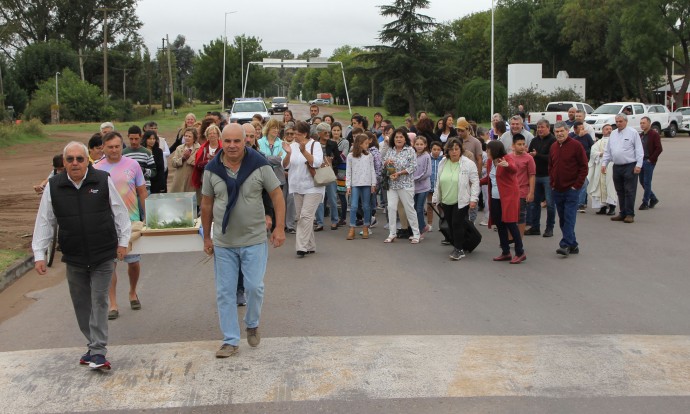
top-left (481, 140), bottom-right (525, 264)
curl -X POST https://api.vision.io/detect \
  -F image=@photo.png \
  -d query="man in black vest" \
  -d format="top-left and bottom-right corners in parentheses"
top-left (32, 142), bottom-right (131, 370)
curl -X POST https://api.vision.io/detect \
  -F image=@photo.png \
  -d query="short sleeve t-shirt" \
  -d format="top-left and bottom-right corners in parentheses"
top-left (202, 165), bottom-right (280, 248)
top-left (94, 156), bottom-right (145, 221)
top-left (513, 153), bottom-right (536, 199)
top-left (462, 136), bottom-right (483, 163)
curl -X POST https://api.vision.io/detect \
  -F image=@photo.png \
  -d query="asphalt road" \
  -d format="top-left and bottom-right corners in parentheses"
top-left (2, 118), bottom-right (690, 413)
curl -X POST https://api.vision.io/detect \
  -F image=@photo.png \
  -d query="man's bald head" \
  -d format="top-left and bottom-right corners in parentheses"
top-left (221, 123), bottom-right (246, 162)
top-left (242, 123), bottom-right (257, 146)
top-left (222, 123), bottom-right (245, 140)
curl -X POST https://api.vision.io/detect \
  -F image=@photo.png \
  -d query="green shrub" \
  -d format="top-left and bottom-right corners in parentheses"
top-left (0, 119), bottom-right (45, 147)
top-left (108, 99), bottom-right (135, 122)
top-left (382, 88), bottom-right (409, 117)
top-left (25, 69), bottom-right (104, 123)
top-left (458, 78), bottom-right (508, 123)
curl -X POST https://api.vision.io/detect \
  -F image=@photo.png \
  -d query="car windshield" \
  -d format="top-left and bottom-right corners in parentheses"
top-left (545, 103), bottom-right (574, 112)
top-left (592, 104), bottom-right (623, 115)
top-left (677, 108), bottom-right (690, 115)
top-left (273, 98), bottom-right (287, 103)
top-left (233, 102), bottom-right (265, 113)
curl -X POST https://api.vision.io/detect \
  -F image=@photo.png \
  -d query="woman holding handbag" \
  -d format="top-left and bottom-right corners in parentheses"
top-left (432, 138), bottom-right (480, 261)
top-left (282, 121), bottom-right (324, 258)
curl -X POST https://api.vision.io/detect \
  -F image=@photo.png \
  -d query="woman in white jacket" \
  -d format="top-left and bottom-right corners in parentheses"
top-left (432, 138), bottom-right (480, 261)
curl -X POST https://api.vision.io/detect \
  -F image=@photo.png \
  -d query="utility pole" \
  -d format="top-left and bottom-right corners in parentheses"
top-left (159, 38), bottom-right (166, 114)
top-left (96, 7), bottom-right (116, 104)
top-left (166, 34), bottom-right (175, 115)
top-left (113, 67), bottom-right (131, 100)
top-left (0, 64), bottom-right (4, 111)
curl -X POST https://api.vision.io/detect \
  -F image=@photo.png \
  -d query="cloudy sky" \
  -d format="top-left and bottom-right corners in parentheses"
top-left (137, 0), bottom-right (494, 57)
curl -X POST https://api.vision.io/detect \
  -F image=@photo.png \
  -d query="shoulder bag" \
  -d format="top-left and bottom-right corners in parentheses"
top-left (306, 141), bottom-right (336, 186)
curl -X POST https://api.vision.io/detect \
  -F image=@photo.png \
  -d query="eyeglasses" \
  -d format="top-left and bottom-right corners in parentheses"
top-left (65, 156), bottom-right (86, 164)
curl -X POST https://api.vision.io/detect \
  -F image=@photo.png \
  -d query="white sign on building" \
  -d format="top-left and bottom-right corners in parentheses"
top-left (508, 64), bottom-right (586, 100)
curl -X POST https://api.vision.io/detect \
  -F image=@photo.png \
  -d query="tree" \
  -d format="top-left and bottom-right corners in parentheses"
top-left (172, 35), bottom-right (196, 92)
top-left (0, 0), bottom-right (142, 57)
top-left (365, 0), bottom-right (437, 119)
top-left (13, 40), bottom-right (79, 95)
top-left (24, 69), bottom-right (103, 123)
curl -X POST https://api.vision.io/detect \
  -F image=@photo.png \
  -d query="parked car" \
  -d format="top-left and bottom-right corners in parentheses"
top-left (528, 101), bottom-right (594, 130)
top-left (270, 97), bottom-right (288, 114)
top-left (675, 107), bottom-right (690, 132)
top-left (226, 98), bottom-right (270, 124)
top-left (308, 98), bottom-right (330, 105)
top-left (646, 104), bottom-right (682, 137)
top-left (585, 102), bottom-right (676, 137)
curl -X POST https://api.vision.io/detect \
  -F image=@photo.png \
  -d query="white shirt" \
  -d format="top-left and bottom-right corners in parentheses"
top-left (32, 170), bottom-right (132, 261)
top-left (160, 136), bottom-right (171, 170)
top-left (287, 139), bottom-right (325, 196)
top-left (602, 126), bottom-right (644, 168)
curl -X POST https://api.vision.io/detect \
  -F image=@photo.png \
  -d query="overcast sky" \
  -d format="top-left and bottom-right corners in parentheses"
top-left (137, 0), bottom-right (494, 57)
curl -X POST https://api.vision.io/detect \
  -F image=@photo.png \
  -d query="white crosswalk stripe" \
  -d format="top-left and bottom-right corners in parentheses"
top-left (1, 335), bottom-right (690, 413)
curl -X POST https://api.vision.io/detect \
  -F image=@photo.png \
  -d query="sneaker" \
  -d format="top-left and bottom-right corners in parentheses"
top-left (441, 240), bottom-right (451, 245)
top-left (427, 225), bottom-right (433, 232)
top-left (649, 198), bottom-right (659, 208)
top-left (296, 250), bottom-right (307, 258)
top-left (568, 246), bottom-right (580, 254)
top-left (356, 219), bottom-right (364, 226)
top-left (337, 219), bottom-right (347, 227)
top-left (216, 344), bottom-right (239, 358)
top-left (638, 203), bottom-right (649, 210)
top-left (542, 228), bottom-right (554, 238)
top-left (236, 290), bottom-right (247, 306)
top-left (89, 354), bottom-right (111, 370)
top-left (524, 227), bottom-right (541, 236)
top-left (370, 216), bottom-right (377, 228)
top-left (286, 228), bottom-right (296, 234)
top-left (479, 220), bottom-right (488, 226)
top-left (556, 246), bottom-right (570, 256)
top-left (449, 249), bottom-right (466, 261)
top-left (314, 225), bottom-right (324, 232)
top-left (578, 205), bottom-right (586, 213)
top-left (358, 229), bottom-right (372, 236)
top-left (79, 350), bottom-right (91, 365)
top-left (624, 216), bottom-right (634, 223)
top-left (246, 327), bottom-right (260, 347)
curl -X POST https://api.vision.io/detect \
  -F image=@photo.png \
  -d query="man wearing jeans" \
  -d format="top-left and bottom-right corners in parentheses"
top-left (526, 119), bottom-right (556, 237)
top-left (549, 122), bottom-right (588, 257)
top-left (32, 141), bottom-right (131, 370)
top-left (201, 124), bottom-right (285, 358)
top-left (602, 114), bottom-right (644, 223)
top-left (637, 116), bottom-right (663, 210)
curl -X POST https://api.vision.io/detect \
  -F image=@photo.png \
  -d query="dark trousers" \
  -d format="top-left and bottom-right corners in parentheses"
top-left (553, 188), bottom-right (579, 248)
top-left (530, 175), bottom-right (555, 230)
top-left (490, 198), bottom-right (524, 256)
top-left (613, 162), bottom-right (637, 217)
top-left (442, 203), bottom-right (468, 250)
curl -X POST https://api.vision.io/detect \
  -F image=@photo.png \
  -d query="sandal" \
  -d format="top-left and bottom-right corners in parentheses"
top-left (384, 236), bottom-right (396, 243)
top-left (130, 296), bottom-right (141, 310)
top-left (108, 309), bottom-right (119, 320)
top-left (410, 237), bottom-right (420, 244)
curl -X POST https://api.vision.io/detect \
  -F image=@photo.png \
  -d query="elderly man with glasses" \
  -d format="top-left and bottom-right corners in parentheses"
top-left (32, 141), bottom-right (131, 370)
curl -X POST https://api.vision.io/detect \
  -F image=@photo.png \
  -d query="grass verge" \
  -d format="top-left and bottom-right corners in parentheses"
top-left (0, 250), bottom-right (26, 274)
top-left (0, 120), bottom-right (46, 148)
top-left (332, 106), bottom-right (407, 128)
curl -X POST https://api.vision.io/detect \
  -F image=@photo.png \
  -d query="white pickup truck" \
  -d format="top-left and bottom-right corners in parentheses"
top-left (528, 101), bottom-right (594, 129)
top-left (585, 102), bottom-right (682, 137)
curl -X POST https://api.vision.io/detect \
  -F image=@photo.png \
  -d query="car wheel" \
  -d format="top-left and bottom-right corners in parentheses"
top-left (664, 123), bottom-right (677, 138)
top-left (651, 124), bottom-right (662, 136)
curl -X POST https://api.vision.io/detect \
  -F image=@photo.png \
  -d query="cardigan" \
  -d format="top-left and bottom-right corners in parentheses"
top-left (480, 155), bottom-right (520, 224)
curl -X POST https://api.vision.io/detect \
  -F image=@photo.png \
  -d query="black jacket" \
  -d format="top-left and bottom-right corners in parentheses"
top-left (528, 133), bottom-right (556, 177)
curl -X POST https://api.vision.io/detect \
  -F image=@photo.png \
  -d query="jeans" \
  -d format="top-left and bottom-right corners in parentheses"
top-left (213, 242), bottom-right (268, 346)
top-left (490, 198), bottom-right (524, 256)
top-left (316, 182), bottom-right (338, 225)
top-left (441, 203), bottom-right (468, 250)
top-left (66, 260), bottom-right (114, 356)
top-left (413, 191), bottom-right (428, 230)
top-left (553, 187), bottom-right (579, 248)
top-left (578, 177), bottom-right (589, 206)
top-left (613, 162), bottom-right (637, 217)
top-left (529, 176), bottom-right (555, 230)
top-left (350, 186), bottom-right (372, 226)
top-left (639, 160), bottom-right (657, 205)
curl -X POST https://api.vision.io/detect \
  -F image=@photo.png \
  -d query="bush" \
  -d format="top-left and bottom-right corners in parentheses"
top-left (457, 78), bottom-right (508, 123)
top-left (107, 99), bottom-right (135, 122)
top-left (132, 105), bottom-right (156, 119)
top-left (0, 119), bottom-right (45, 147)
top-left (173, 92), bottom-right (186, 109)
top-left (382, 87), bottom-right (409, 117)
top-left (508, 87), bottom-right (583, 115)
top-left (24, 69), bottom-right (104, 122)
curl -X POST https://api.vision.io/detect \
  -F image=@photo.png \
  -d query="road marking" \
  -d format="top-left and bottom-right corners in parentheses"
top-left (1, 335), bottom-right (690, 412)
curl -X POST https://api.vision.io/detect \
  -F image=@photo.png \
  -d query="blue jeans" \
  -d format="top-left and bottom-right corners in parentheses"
top-left (414, 191), bottom-right (428, 229)
top-left (529, 176), bottom-right (555, 230)
top-left (316, 182), bottom-right (338, 226)
top-left (578, 177), bottom-right (589, 206)
top-left (350, 186), bottom-right (372, 226)
top-left (639, 160), bottom-right (657, 205)
top-left (553, 188), bottom-right (579, 248)
top-left (213, 242), bottom-right (267, 346)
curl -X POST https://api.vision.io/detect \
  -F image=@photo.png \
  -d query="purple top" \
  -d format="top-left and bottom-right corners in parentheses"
top-left (413, 152), bottom-right (432, 193)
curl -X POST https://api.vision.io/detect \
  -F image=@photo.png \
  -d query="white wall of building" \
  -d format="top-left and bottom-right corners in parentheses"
top-left (508, 64), bottom-right (586, 100)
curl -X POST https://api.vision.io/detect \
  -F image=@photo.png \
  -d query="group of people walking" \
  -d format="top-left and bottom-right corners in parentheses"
top-left (30, 105), bottom-right (663, 370)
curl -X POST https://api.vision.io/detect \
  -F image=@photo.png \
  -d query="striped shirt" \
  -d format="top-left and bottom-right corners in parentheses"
top-left (123, 147), bottom-right (156, 187)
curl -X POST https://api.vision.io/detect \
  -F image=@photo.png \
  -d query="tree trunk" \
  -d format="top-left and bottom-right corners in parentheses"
top-left (407, 90), bottom-right (417, 122)
top-left (615, 69), bottom-right (629, 100)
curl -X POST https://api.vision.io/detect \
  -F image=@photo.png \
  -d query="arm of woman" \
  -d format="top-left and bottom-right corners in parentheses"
top-left (307, 141), bottom-right (323, 168)
top-left (468, 161), bottom-right (480, 203)
top-left (170, 146), bottom-right (184, 168)
top-left (368, 155), bottom-right (377, 187)
top-left (186, 147), bottom-right (199, 166)
top-left (403, 147), bottom-right (416, 175)
top-left (345, 154), bottom-right (352, 189)
top-left (431, 159), bottom-right (444, 205)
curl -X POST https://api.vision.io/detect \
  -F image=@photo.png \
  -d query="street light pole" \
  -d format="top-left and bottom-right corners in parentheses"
top-left (55, 72), bottom-right (61, 123)
top-left (222, 11), bottom-right (237, 113)
top-left (490, 0), bottom-right (495, 120)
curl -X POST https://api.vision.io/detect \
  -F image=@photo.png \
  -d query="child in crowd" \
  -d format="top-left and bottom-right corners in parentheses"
top-left (34, 154), bottom-right (64, 194)
top-left (426, 141), bottom-right (444, 230)
top-left (345, 134), bottom-right (377, 240)
top-left (511, 134), bottom-right (536, 236)
top-left (332, 122), bottom-right (349, 226)
top-left (413, 136), bottom-right (432, 235)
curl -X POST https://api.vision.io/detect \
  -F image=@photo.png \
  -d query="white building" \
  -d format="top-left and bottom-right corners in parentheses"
top-left (508, 64), bottom-right (586, 100)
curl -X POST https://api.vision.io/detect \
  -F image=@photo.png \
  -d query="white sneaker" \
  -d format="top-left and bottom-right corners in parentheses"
top-left (359, 229), bottom-right (372, 236)
top-left (370, 216), bottom-right (377, 228)
top-left (480, 220), bottom-right (488, 226)
top-left (427, 225), bottom-right (433, 232)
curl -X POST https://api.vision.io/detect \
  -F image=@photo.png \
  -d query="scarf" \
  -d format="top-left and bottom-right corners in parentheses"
top-left (205, 147), bottom-right (269, 234)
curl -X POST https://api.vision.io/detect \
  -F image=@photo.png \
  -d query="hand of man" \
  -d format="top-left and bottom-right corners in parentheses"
top-left (634, 166), bottom-right (641, 174)
top-left (529, 150), bottom-right (537, 157)
top-left (34, 260), bottom-right (47, 275)
top-left (526, 193), bottom-right (534, 203)
top-left (469, 201), bottom-right (477, 209)
top-left (203, 238), bottom-right (214, 256)
top-left (265, 215), bottom-right (273, 230)
top-left (601, 166), bottom-right (607, 174)
top-left (346, 188), bottom-right (351, 196)
top-left (116, 246), bottom-right (126, 261)
top-left (371, 186), bottom-right (376, 194)
top-left (270, 228), bottom-right (285, 248)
